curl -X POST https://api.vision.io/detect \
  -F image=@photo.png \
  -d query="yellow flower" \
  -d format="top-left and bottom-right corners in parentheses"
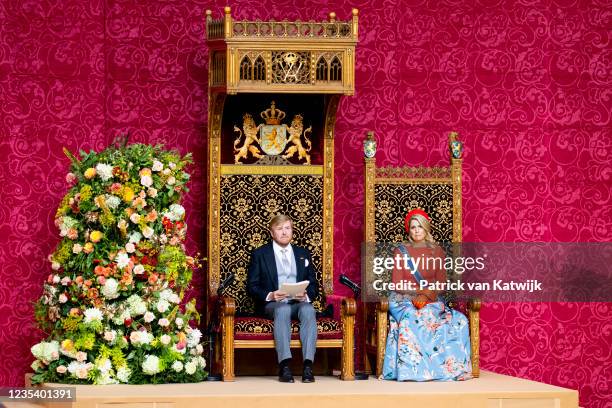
top-left (61, 339), bottom-right (75, 353)
top-left (83, 242), bottom-right (94, 253)
top-left (84, 168), bottom-right (96, 179)
top-left (90, 230), bottom-right (103, 243)
top-left (123, 187), bottom-right (134, 203)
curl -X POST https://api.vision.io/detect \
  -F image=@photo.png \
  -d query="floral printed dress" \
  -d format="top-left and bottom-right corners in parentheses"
top-left (382, 293), bottom-right (472, 381)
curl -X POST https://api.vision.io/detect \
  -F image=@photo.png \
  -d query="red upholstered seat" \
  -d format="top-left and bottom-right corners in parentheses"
top-left (234, 316), bottom-right (342, 340)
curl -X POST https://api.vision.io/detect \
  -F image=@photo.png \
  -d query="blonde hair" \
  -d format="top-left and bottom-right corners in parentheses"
top-left (269, 214), bottom-right (293, 230)
top-left (407, 214), bottom-right (436, 246)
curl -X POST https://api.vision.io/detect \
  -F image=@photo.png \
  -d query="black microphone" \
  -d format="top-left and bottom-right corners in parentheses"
top-left (339, 274), bottom-right (361, 298)
top-left (217, 273), bottom-right (235, 296)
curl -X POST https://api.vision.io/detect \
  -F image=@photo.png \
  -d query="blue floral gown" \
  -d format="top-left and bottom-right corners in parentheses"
top-left (382, 294), bottom-right (472, 381)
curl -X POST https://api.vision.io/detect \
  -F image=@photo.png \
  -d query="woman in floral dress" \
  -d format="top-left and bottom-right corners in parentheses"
top-left (382, 209), bottom-right (472, 381)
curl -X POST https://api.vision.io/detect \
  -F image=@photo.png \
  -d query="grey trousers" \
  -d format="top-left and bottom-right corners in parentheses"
top-left (264, 301), bottom-right (317, 363)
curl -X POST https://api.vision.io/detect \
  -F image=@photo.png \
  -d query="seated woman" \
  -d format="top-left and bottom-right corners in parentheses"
top-left (382, 209), bottom-right (472, 381)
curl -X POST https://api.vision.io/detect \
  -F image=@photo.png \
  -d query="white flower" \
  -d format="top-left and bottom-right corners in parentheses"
top-left (141, 175), bottom-right (153, 187)
top-left (130, 213), bottom-right (141, 224)
top-left (133, 264), bottom-right (145, 275)
top-left (142, 226), bottom-right (154, 239)
top-left (195, 344), bottom-right (204, 355)
top-left (97, 358), bottom-right (112, 374)
top-left (56, 365), bottom-right (67, 374)
top-left (169, 162), bottom-right (176, 170)
top-left (172, 361), bottom-right (183, 372)
top-left (163, 204), bottom-right (185, 222)
top-left (112, 308), bottom-right (131, 325)
top-left (72, 243), bottom-right (82, 254)
top-left (31, 341), bottom-right (60, 362)
top-left (147, 187), bottom-right (158, 198)
top-left (116, 366), bottom-right (131, 383)
top-left (129, 231), bottom-right (142, 243)
top-left (158, 318), bottom-right (170, 327)
top-left (197, 356), bottom-right (206, 368)
top-left (127, 295), bottom-right (147, 316)
top-left (162, 168), bottom-right (171, 176)
top-left (61, 277), bottom-right (71, 286)
top-left (52, 275), bottom-right (61, 284)
top-left (105, 195), bottom-right (121, 209)
top-left (159, 234), bottom-right (168, 244)
top-left (167, 176), bottom-right (176, 186)
top-left (95, 163), bottom-right (114, 181)
top-left (116, 252), bottom-right (130, 269)
top-left (142, 355), bottom-right (161, 375)
top-left (152, 160), bottom-right (164, 172)
top-left (187, 328), bottom-right (202, 347)
top-left (101, 278), bottom-right (119, 299)
top-left (103, 330), bottom-right (116, 343)
top-left (144, 311), bottom-right (155, 323)
top-left (175, 317), bottom-right (184, 328)
top-left (51, 261), bottom-right (61, 270)
top-left (185, 360), bottom-right (197, 375)
top-left (84, 308), bottom-right (103, 323)
top-left (157, 299), bottom-right (170, 313)
top-left (160, 334), bottom-right (172, 345)
top-left (117, 219), bottom-right (127, 230)
top-left (58, 294), bottom-right (68, 303)
top-left (67, 361), bottom-right (93, 379)
top-left (125, 242), bottom-right (136, 253)
top-left (95, 373), bottom-right (118, 385)
top-left (76, 351), bottom-right (87, 362)
top-left (130, 330), bottom-right (154, 346)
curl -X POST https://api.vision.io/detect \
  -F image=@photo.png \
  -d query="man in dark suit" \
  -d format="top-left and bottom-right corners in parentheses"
top-left (247, 214), bottom-right (318, 383)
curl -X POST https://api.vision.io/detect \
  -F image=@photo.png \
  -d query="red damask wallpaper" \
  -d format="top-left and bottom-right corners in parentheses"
top-left (0, 1), bottom-right (610, 407)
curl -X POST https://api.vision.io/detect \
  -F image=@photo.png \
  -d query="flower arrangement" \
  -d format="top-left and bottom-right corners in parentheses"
top-left (31, 141), bottom-right (207, 384)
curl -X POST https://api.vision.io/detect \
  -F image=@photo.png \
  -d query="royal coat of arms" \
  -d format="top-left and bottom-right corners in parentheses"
top-left (233, 101), bottom-right (312, 164)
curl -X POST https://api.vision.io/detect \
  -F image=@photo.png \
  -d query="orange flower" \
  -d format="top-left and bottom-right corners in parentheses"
top-left (87, 288), bottom-right (99, 299)
top-left (148, 273), bottom-right (158, 285)
top-left (145, 210), bottom-right (158, 222)
top-left (84, 168), bottom-right (96, 179)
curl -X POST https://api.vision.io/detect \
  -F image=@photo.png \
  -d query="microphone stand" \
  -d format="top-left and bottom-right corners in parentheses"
top-left (206, 274), bottom-right (235, 381)
top-left (339, 274), bottom-right (369, 380)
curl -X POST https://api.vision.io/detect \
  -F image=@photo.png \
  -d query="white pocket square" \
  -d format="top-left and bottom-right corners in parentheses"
top-left (305, 259), bottom-right (309, 267)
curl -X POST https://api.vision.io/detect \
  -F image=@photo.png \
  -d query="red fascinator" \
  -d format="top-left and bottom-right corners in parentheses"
top-left (404, 209), bottom-right (430, 233)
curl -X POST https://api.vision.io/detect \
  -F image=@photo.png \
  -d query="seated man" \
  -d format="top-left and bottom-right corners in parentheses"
top-left (247, 214), bottom-right (319, 383)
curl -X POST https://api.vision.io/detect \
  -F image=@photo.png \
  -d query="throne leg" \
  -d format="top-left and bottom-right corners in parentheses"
top-left (375, 299), bottom-right (389, 378)
top-left (340, 298), bottom-right (356, 380)
top-left (468, 298), bottom-right (481, 378)
top-left (221, 297), bottom-right (236, 382)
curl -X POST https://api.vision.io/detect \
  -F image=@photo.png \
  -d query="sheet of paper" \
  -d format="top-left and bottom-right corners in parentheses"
top-left (279, 280), bottom-right (309, 297)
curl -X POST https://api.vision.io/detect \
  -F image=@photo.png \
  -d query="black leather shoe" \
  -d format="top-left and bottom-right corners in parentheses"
top-left (302, 366), bottom-right (315, 383)
top-left (278, 365), bottom-right (295, 383)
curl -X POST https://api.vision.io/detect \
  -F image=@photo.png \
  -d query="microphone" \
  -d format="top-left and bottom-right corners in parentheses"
top-left (217, 273), bottom-right (235, 296)
top-left (339, 274), bottom-right (361, 298)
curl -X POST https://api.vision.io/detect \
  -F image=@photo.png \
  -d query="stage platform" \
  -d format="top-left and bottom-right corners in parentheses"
top-left (13, 371), bottom-right (578, 408)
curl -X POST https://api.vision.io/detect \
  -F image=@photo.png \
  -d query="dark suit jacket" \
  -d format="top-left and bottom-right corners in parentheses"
top-left (247, 242), bottom-right (318, 315)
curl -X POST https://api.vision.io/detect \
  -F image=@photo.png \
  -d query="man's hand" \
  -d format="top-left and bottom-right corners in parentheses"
top-left (272, 290), bottom-right (288, 302)
top-left (293, 291), bottom-right (307, 302)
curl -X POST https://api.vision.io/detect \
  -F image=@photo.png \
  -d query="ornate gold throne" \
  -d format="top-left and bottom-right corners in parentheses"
top-left (205, 7), bottom-right (359, 381)
top-left (362, 131), bottom-right (481, 378)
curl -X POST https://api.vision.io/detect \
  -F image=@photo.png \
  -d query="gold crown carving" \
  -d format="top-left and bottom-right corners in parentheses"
top-left (260, 101), bottom-right (286, 125)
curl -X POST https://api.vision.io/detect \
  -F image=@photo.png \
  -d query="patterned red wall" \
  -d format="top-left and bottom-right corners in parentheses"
top-left (0, 1), bottom-right (610, 407)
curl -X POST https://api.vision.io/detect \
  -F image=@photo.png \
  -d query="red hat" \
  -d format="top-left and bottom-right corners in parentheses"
top-left (405, 209), bottom-right (430, 233)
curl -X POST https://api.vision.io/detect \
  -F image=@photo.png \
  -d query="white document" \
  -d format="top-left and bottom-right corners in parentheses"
top-left (280, 280), bottom-right (309, 297)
